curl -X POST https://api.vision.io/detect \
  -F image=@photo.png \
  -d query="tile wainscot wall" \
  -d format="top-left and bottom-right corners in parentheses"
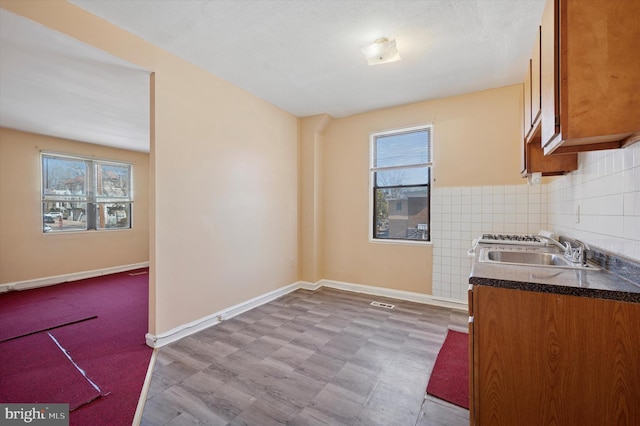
top-left (432, 142), bottom-right (640, 304)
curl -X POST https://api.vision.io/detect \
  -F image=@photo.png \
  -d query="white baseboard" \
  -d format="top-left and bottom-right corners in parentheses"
top-left (0, 262), bottom-right (150, 293)
top-left (318, 279), bottom-right (468, 311)
top-left (145, 281), bottom-right (303, 348)
top-left (145, 278), bottom-right (468, 348)
top-left (132, 349), bottom-right (157, 426)
top-left (299, 280), bottom-right (321, 291)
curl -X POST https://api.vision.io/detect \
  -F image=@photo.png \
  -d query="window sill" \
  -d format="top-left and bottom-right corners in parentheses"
top-left (42, 228), bottom-right (133, 235)
top-left (369, 238), bottom-right (432, 246)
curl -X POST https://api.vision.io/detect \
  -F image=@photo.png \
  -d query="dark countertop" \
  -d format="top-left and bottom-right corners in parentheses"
top-left (469, 243), bottom-right (640, 304)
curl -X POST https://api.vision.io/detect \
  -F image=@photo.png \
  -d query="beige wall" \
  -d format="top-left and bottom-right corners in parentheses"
top-left (150, 53), bottom-right (299, 334)
top-left (1, 0), bottom-right (299, 335)
top-left (0, 128), bottom-right (149, 283)
top-left (319, 85), bottom-right (523, 293)
top-left (0, 0), bottom-right (523, 337)
top-left (299, 114), bottom-right (332, 283)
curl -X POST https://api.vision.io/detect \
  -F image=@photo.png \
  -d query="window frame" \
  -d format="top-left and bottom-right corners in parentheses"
top-left (41, 151), bottom-right (134, 234)
top-left (368, 124), bottom-right (433, 245)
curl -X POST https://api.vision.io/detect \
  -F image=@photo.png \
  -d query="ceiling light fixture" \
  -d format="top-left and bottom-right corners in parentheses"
top-left (361, 37), bottom-right (401, 66)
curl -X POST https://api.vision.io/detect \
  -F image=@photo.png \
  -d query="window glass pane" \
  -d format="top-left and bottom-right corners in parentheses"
top-left (374, 186), bottom-right (429, 241)
top-left (374, 130), bottom-right (430, 168)
top-left (97, 203), bottom-right (131, 229)
top-left (96, 163), bottom-right (131, 199)
top-left (375, 166), bottom-right (429, 187)
top-left (42, 155), bottom-right (87, 198)
top-left (43, 202), bottom-right (88, 232)
top-left (41, 153), bottom-right (133, 233)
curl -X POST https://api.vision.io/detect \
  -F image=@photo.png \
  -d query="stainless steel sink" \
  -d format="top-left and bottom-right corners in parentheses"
top-left (487, 250), bottom-right (569, 266)
top-left (478, 248), bottom-right (599, 270)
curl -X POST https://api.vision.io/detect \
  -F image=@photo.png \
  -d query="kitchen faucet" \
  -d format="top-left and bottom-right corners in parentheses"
top-left (566, 238), bottom-right (590, 266)
top-left (537, 233), bottom-right (572, 256)
top-left (537, 233), bottom-right (590, 266)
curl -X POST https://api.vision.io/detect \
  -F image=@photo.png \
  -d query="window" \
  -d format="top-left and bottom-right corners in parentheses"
top-left (41, 153), bottom-right (133, 233)
top-left (370, 125), bottom-right (431, 242)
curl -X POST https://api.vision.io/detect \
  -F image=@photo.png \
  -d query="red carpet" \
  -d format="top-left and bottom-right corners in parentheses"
top-left (0, 269), bottom-right (152, 425)
top-left (0, 332), bottom-right (101, 410)
top-left (0, 292), bottom-right (98, 342)
top-left (0, 314), bottom-right (97, 342)
top-left (426, 329), bottom-right (469, 409)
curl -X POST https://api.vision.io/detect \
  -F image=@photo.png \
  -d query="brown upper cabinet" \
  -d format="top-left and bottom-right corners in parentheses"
top-left (522, 24), bottom-right (577, 177)
top-left (523, 27), bottom-right (541, 143)
top-left (530, 26), bottom-right (542, 137)
top-left (540, 0), bottom-right (640, 155)
top-left (522, 125), bottom-right (577, 177)
top-left (523, 60), bottom-right (532, 140)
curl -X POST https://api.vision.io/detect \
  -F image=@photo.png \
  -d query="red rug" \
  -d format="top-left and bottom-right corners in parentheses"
top-left (0, 269), bottom-right (152, 425)
top-left (426, 329), bottom-right (469, 409)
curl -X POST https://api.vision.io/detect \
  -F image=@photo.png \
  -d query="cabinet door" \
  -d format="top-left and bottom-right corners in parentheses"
top-left (560, 0), bottom-right (640, 143)
top-left (541, 0), bottom-right (640, 154)
top-left (521, 62), bottom-right (532, 176)
top-left (474, 286), bottom-right (640, 425)
top-left (468, 285), bottom-right (476, 425)
top-left (524, 128), bottom-right (577, 175)
top-left (540, 0), bottom-right (558, 150)
top-left (530, 26), bottom-right (541, 126)
top-left (523, 7), bottom-right (577, 177)
top-left (523, 60), bottom-right (532, 140)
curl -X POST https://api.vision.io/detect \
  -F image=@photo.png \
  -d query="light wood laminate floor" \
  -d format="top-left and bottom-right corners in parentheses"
top-left (141, 288), bottom-right (469, 426)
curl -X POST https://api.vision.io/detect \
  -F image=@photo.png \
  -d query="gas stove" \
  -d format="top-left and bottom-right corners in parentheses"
top-left (477, 233), bottom-right (546, 246)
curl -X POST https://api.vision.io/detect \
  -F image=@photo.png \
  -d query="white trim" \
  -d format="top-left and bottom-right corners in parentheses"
top-left (132, 349), bottom-right (157, 426)
top-left (368, 124), bottom-right (434, 243)
top-left (40, 149), bottom-right (136, 165)
top-left (0, 262), bottom-right (149, 293)
top-left (367, 238), bottom-right (433, 246)
top-left (145, 281), bottom-right (303, 348)
top-left (299, 280), bottom-right (321, 291)
top-left (144, 278), bottom-right (468, 349)
top-left (319, 279), bottom-right (468, 311)
top-left (370, 123), bottom-right (434, 138)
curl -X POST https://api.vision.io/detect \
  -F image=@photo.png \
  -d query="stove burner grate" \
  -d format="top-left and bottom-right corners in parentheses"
top-left (479, 233), bottom-right (545, 245)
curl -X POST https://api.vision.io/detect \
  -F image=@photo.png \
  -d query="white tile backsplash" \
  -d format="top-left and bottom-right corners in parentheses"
top-left (432, 143), bottom-right (640, 303)
top-left (431, 183), bottom-right (548, 303)
top-left (548, 142), bottom-right (640, 261)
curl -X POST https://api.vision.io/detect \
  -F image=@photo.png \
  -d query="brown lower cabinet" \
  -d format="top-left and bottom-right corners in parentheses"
top-left (469, 285), bottom-right (640, 425)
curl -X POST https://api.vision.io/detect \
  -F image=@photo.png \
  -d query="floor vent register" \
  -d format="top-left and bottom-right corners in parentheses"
top-left (370, 301), bottom-right (395, 309)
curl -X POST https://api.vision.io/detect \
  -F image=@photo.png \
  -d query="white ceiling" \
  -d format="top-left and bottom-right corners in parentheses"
top-left (0, 9), bottom-right (151, 152)
top-left (0, 1), bottom-right (546, 153)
